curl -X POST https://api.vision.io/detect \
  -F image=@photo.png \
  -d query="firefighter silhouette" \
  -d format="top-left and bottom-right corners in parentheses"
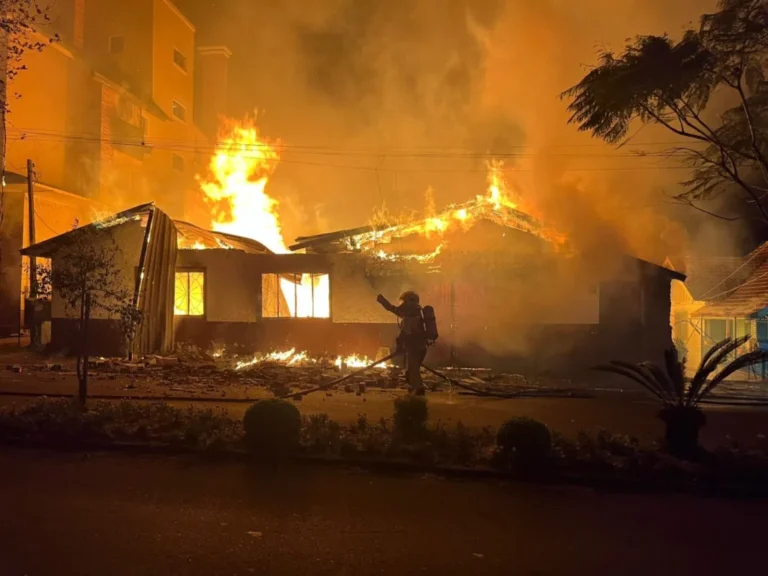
top-left (377, 290), bottom-right (429, 395)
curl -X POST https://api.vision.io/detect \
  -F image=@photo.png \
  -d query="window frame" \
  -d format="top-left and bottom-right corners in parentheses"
top-left (702, 316), bottom-right (753, 357)
top-left (173, 47), bottom-right (188, 73)
top-left (172, 100), bottom-right (186, 122)
top-left (260, 272), bottom-right (331, 320)
top-left (109, 35), bottom-right (125, 54)
top-left (174, 269), bottom-right (207, 318)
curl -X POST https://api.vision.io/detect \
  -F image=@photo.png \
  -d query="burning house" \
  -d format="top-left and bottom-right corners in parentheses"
top-left (20, 119), bottom-right (684, 371)
top-left (21, 189), bottom-right (684, 372)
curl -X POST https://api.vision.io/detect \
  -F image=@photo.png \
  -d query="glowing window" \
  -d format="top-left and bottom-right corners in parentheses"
top-left (262, 273), bottom-right (329, 319)
top-left (175, 271), bottom-right (205, 316)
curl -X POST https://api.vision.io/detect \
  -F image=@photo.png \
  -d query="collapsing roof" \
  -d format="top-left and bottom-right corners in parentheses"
top-left (290, 198), bottom-right (685, 283)
top-left (21, 202), bottom-right (273, 258)
top-left (289, 199), bottom-right (555, 254)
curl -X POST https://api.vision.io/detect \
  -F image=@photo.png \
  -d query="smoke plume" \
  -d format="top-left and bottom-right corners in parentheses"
top-left (178, 0), bottom-right (727, 263)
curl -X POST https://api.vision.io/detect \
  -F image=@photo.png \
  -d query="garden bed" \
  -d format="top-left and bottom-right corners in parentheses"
top-left (1, 398), bottom-right (768, 496)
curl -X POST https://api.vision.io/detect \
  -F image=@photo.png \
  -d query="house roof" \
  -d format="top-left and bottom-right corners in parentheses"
top-left (289, 199), bottom-right (551, 253)
top-left (174, 220), bottom-right (271, 253)
top-left (692, 242), bottom-right (768, 317)
top-left (21, 203), bottom-right (272, 258)
top-left (680, 256), bottom-right (748, 300)
top-left (291, 202), bottom-right (685, 281)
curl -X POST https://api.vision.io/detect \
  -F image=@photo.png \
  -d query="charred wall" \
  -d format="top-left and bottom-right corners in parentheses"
top-left (49, 220), bottom-right (146, 354)
top-left (172, 250), bottom-right (399, 354)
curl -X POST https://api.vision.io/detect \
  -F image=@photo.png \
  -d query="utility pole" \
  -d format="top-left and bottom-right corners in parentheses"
top-left (26, 159), bottom-right (36, 297)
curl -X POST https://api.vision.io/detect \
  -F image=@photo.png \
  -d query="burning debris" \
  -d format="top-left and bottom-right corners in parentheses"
top-left (353, 160), bottom-right (567, 262)
top-left (233, 348), bottom-right (393, 371)
top-left (290, 159), bottom-right (568, 266)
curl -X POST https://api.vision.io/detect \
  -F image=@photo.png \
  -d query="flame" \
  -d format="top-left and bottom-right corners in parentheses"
top-left (197, 117), bottom-right (331, 317)
top-left (199, 117), bottom-right (286, 254)
top-left (374, 243), bottom-right (443, 263)
top-left (234, 349), bottom-right (391, 371)
top-left (334, 354), bottom-right (391, 370)
top-left (235, 348), bottom-right (312, 370)
top-left (350, 159), bottom-right (566, 258)
top-left (484, 159), bottom-right (518, 211)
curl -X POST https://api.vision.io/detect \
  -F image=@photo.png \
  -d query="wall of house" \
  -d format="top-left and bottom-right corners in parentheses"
top-left (51, 220), bottom-right (144, 321)
top-left (175, 249), bottom-right (262, 322)
top-left (168, 249), bottom-right (676, 369)
top-left (172, 250), bottom-right (400, 355)
top-left (328, 255), bottom-right (402, 323)
top-left (670, 279), bottom-right (705, 375)
top-left (48, 220), bottom-right (146, 355)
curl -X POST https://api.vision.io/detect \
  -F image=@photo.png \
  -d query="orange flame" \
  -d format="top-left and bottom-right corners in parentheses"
top-left (199, 117), bottom-right (286, 253)
top-left (234, 349), bottom-right (391, 371)
top-left (197, 117), bottom-right (331, 317)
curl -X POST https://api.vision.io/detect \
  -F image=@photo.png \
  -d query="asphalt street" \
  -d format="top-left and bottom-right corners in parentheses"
top-left (0, 448), bottom-right (765, 575)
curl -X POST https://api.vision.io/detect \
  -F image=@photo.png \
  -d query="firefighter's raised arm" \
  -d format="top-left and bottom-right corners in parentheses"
top-left (376, 294), bottom-right (401, 316)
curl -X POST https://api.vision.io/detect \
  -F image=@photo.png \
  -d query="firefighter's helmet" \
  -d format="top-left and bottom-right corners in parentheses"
top-left (399, 290), bottom-right (420, 304)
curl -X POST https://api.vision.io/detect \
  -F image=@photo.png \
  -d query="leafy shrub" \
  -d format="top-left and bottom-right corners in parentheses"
top-left (0, 399), bottom-right (243, 450)
top-left (302, 413), bottom-right (342, 454)
top-left (430, 421), bottom-right (495, 466)
top-left (393, 395), bottom-right (428, 443)
top-left (347, 415), bottom-right (391, 457)
top-left (243, 399), bottom-right (301, 458)
top-left (495, 417), bottom-right (552, 470)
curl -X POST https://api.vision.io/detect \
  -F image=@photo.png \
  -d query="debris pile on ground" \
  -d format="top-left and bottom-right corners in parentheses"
top-left (2, 343), bottom-right (586, 400)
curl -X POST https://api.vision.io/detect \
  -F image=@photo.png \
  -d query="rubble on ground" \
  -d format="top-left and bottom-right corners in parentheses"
top-left (4, 344), bottom-right (580, 399)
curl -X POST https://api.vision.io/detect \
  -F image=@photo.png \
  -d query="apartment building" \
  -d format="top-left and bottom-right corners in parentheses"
top-left (0, 0), bottom-right (230, 335)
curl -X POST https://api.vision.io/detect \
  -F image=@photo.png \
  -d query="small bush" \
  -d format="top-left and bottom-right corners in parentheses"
top-left (393, 395), bottom-right (428, 443)
top-left (243, 399), bottom-right (302, 458)
top-left (495, 417), bottom-right (552, 470)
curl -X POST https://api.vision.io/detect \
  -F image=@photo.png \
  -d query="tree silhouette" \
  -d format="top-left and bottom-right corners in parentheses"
top-left (562, 0), bottom-right (768, 224)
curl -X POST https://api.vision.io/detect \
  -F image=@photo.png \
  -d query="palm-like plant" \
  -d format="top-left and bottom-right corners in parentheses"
top-left (596, 336), bottom-right (768, 459)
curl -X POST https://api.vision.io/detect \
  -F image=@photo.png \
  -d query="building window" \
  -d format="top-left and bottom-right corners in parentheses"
top-left (109, 36), bottom-right (124, 54)
top-left (173, 48), bottom-right (187, 72)
top-left (175, 271), bottom-right (205, 316)
top-left (702, 318), bottom-right (729, 356)
top-left (262, 273), bottom-right (330, 319)
top-left (172, 100), bottom-right (186, 121)
top-left (172, 154), bottom-right (184, 172)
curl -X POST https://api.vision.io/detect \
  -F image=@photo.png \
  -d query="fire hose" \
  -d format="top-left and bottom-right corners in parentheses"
top-left (277, 352), bottom-right (399, 399)
top-left (277, 351), bottom-right (521, 400)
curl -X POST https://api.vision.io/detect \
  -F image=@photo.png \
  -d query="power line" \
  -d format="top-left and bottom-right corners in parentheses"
top-left (4, 133), bottom-right (693, 173)
top-left (7, 128), bottom-right (707, 156)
